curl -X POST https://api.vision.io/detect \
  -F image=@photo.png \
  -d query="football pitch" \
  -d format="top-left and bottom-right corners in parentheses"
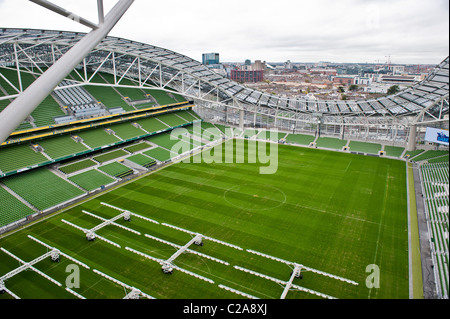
top-left (0, 139), bottom-right (409, 299)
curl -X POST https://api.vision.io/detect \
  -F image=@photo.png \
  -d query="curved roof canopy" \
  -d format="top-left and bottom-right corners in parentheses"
top-left (0, 28), bottom-right (448, 121)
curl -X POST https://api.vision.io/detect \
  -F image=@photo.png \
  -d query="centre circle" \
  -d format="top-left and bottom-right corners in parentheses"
top-left (224, 184), bottom-right (286, 211)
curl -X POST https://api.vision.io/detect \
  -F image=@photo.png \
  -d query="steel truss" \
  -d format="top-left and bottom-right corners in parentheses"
top-left (0, 27), bottom-right (448, 146)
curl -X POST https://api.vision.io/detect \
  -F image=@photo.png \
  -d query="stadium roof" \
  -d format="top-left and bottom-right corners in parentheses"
top-left (0, 28), bottom-right (448, 121)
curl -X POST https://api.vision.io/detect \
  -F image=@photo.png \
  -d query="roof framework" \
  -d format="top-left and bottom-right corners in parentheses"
top-left (0, 28), bottom-right (448, 132)
top-left (0, 0), bottom-right (134, 144)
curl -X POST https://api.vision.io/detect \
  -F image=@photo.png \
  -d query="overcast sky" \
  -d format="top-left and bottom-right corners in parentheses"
top-left (0, 0), bottom-right (448, 64)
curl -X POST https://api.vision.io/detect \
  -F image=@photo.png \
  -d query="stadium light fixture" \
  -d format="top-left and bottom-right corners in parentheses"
top-left (0, 0), bottom-right (134, 145)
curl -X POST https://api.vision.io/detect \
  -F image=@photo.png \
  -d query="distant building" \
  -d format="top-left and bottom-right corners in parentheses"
top-left (252, 60), bottom-right (266, 71)
top-left (202, 53), bottom-right (220, 66)
top-left (354, 76), bottom-right (372, 85)
top-left (230, 69), bottom-right (264, 83)
top-left (310, 68), bottom-right (337, 76)
top-left (364, 83), bottom-right (391, 94)
top-left (332, 76), bottom-right (355, 86)
top-left (388, 65), bottom-right (405, 75)
top-left (296, 65), bottom-right (308, 73)
top-left (284, 60), bottom-right (293, 69)
top-left (318, 61), bottom-right (330, 67)
top-left (230, 60), bottom-right (266, 83)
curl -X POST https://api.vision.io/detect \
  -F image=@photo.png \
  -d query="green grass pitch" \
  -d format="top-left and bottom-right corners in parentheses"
top-left (0, 139), bottom-right (409, 299)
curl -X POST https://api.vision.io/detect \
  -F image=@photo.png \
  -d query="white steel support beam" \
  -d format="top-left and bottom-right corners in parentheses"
top-left (13, 44), bottom-right (23, 92)
top-left (138, 57), bottom-right (141, 86)
top-left (29, 0), bottom-right (99, 30)
top-left (112, 51), bottom-right (117, 84)
top-left (280, 264), bottom-right (302, 299)
top-left (0, 247), bottom-right (62, 289)
top-left (166, 234), bottom-right (203, 264)
top-left (87, 52), bottom-right (113, 83)
top-left (0, 0), bottom-right (134, 145)
top-left (407, 124), bottom-right (417, 152)
top-left (16, 43), bottom-right (45, 75)
top-left (117, 57), bottom-right (138, 85)
top-left (412, 95), bottom-right (449, 125)
top-left (97, 0), bottom-right (105, 24)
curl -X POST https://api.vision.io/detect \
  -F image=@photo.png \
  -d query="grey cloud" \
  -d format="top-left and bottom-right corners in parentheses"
top-left (0, 0), bottom-right (447, 64)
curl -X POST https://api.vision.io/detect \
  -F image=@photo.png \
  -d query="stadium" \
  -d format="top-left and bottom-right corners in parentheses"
top-left (0, 0), bottom-right (448, 302)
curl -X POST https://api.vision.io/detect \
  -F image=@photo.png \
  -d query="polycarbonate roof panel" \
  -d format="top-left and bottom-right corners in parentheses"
top-left (327, 102), bottom-right (339, 113)
top-left (368, 100), bottom-right (383, 110)
top-left (358, 101), bottom-right (372, 112)
top-left (306, 101), bottom-right (318, 112)
top-left (318, 101), bottom-right (327, 112)
top-left (346, 101), bottom-right (361, 112)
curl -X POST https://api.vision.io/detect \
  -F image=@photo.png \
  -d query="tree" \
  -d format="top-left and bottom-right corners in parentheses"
top-left (387, 85), bottom-right (400, 95)
top-left (349, 84), bottom-right (359, 91)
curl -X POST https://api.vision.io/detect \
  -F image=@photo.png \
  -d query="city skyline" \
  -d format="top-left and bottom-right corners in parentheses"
top-left (0, 0), bottom-right (448, 65)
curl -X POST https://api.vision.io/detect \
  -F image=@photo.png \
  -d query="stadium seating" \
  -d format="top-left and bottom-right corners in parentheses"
top-left (126, 154), bottom-right (156, 169)
top-left (133, 102), bottom-right (157, 110)
top-left (183, 123), bottom-right (220, 143)
top-left (55, 81), bottom-right (96, 106)
top-left (156, 112), bottom-right (190, 127)
top-left (0, 98), bottom-right (13, 113)
top-left (0, 68), bottom-right (66, 127)
top-left (135, 116), bottom-right (170, 133)
top-left (411, 150), bottom-right (449, 162)
top-left (68, 169), bottom-right (116, 191)
top-left (107, 122), bottom-right (147, 140)
top-left (37, 135), bottom-right (90, 160)
top-left (256, 130), bottom-right (287, 142)
top-left (146, 132), bottom-right (191, 151)
top-left (428, 155), bottom-right (449, 163)
top-left (94, 149), bottom-right (129, 163)
top-left (315, 137), bottom-right (347, 150)
top-left (0, 67), bottom-right (199, 228)
top-left (124, 142), bottom-right (153, 154)
top-left (285, 133), bottom-right (316, 146)
top-left (98, 161), bottom-right (133, 178)
top-left (0, 186), bottom-right (35, 227)
top-left (176, 110), bottom-right (200, 123)
top-left (54, 80), bottom-right (103, 119)
top-left (384, 145), bottom-right (405, 158)
top-left (143, 90), bottom-right (179, 106)
top-left (59, 159), bottom-right (97, 174)
top-left (77, 127), bottom-right (122, 149)
top-left (0, 143), bottom-right (49, 175)
top-left (0, 68), bottom-right (36, 93)
top-left (1, 107), bottom-right (195, 177)
top-left (143, 147), bottom-right (176, 162)
top-left (404, 149), bottom-right (425, 159)
top-left (30, 95), bottom-right (67, 127)
top-left (84, 84), bottom-right (134, 112)
top-left (348, 141), bottom-right (382, 154)
top-left (1, 168), bottom-right (85, 211)
top-left (420, 162), bottom-right (449, 298)
top-left (242, 129), bottom-right (258, 138)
